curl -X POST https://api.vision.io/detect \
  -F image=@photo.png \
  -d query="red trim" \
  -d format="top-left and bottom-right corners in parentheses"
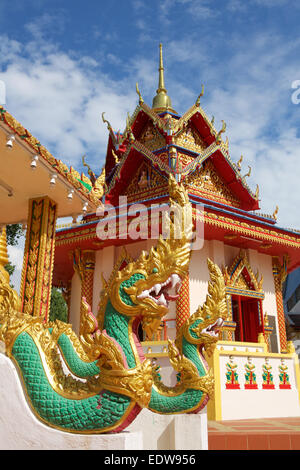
top-left (259, 299), bottom-right (265, 335)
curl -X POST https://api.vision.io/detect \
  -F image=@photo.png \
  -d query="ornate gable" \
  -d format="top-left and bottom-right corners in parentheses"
top-left (183, 159), bottom-right (241, 208)
top-left (223, 250), bottom-right (264, 293)
top-left (174, 124), bottom-right (207, 154)
top-left (139, 122), bottom-right (165, 152)
top-left (124, 160), bottom-right (168, 203)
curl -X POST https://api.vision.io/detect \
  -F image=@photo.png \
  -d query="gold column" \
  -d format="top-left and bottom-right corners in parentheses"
top-left (79, 250), bottom-right (95, 334)
top-left (20, 196), bottom-right (57, 321)
top-left (176, 273), bottom-right (190, 331)
top-left (222, 293), bottom-right (234, 341)
top-left (272, 256), bottom-right (288, 353)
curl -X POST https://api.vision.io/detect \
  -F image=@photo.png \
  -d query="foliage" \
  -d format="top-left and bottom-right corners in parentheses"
top-left (4, 262), bottom-right (15, 277)
top-left (4, 224), bottom-right (24, 287)
top-left (6, 224), bottom-right (23, 246)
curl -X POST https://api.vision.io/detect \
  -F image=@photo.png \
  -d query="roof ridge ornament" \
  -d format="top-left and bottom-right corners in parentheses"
top-left (136, 82), bottom-right (144, 105)
top-left (195, 85), bottom-right (204, 107)
top-left (101, 112), bottom-right (114, 134)
top-left (273, 205), bottom-right (279, 221)
top-left (243, 165), bottom-right (251, 179)
top-left (237, 154), bottom-right (243, 171)
top-left (216, 120), bottom-right (226, 143)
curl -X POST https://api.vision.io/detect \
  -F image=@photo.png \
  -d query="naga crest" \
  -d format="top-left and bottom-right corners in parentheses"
top-left (98, 174), bottom-right (193, 339)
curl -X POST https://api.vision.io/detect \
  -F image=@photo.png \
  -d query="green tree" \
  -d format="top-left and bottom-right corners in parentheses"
top-left (49, 287), bottom-right (68, 323)
top-left (6, 224), bottom-right (23, 246)
top-left (5, 224), bottom-right (24, 286)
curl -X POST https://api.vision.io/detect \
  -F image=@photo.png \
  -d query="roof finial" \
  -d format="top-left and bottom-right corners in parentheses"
top-left (152, 43), bottom-right (173, 112)
top-left (158, 43), bottom-right (166, 93)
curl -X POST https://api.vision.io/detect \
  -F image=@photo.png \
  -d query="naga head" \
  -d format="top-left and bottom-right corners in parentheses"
top-left (177, 258), bottom-right (228, 357)
top-left (108, 175), bottom-right (193, 339)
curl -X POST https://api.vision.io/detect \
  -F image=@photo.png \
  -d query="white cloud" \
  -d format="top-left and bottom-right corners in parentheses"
top-left (175, 0), bottom-right (216, 18)
top-left (0, 33), bottom-right (137, 170)
top-left (0, 17), bottom-right (299, 232)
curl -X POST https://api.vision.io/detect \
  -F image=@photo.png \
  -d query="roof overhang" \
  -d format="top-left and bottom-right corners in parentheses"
top-left (53, 200), bottom-right (300, 286)
top-left (0, 116), bottom-right (97, 225)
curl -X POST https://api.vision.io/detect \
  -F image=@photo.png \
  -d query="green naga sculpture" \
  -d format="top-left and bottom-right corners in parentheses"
top-left (0, 176), bottom-right (227, 434)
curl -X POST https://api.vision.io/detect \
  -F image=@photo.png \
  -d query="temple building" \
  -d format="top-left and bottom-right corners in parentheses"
top-left (52, 44), bottom-right (300, 420)
top-left (1, 44), bottom-right (300, 423)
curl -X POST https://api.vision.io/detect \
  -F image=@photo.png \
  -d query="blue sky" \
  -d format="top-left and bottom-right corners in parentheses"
top-left (1, 0), bottom-right (300, 234)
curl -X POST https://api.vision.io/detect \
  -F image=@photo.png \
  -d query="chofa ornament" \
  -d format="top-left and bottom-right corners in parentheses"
top-left (0, 176), bottom-right (227, 433)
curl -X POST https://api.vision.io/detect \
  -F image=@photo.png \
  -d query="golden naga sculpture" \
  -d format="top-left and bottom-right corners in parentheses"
top-left (216, 120), bottom-right (226, 143)
top-left (0, 177), bottom-right (227, 434)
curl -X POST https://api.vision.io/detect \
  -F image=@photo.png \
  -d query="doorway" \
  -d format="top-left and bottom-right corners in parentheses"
top-left (232, 295), bottom-right (261, 343)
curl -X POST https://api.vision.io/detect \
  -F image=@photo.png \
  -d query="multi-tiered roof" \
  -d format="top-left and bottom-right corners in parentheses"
top-left (53, 45), bottom-right (300, 287)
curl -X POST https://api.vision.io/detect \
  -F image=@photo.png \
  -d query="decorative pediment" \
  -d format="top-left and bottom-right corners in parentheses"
top-left (177, 152), bottom-right (194, 172)
top-left (139, 122), bottom-right (165, 152)
top-left (223, 250), bottom-right (264, 293)
top-left (174, 124), bottom-right (207, 154)
top-left (184, 159), bottom-right (241, 207)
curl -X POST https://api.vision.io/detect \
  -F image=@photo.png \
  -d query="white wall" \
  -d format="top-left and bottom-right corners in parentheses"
top-left (189, 239), bottom-right (211, 313)
top-left (92, 246), bottom-right (115, 315)
top-left (217, 348), bottom-right (300, 420)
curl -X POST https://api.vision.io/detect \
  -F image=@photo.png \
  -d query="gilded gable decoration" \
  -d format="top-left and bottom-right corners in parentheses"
top-left (125, 161), bottom-right (167, 202)
top-left (140, 122), bottom-right (165, 151)
top-left (184, 160), bottom-right (241, 207)
top-left (222, 249), bottom-right (264, 296)
top-left (174, 125), bottom-right (207, 154)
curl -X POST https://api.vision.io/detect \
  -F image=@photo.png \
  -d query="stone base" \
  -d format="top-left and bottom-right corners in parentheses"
top-left (0, 350), bottom-right (142, 450)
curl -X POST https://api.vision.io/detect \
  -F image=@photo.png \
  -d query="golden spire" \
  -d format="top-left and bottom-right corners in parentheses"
top-left (152, 43), bottom-right (173, 112)
top-left (158, 43), bottom-right (166, 92)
